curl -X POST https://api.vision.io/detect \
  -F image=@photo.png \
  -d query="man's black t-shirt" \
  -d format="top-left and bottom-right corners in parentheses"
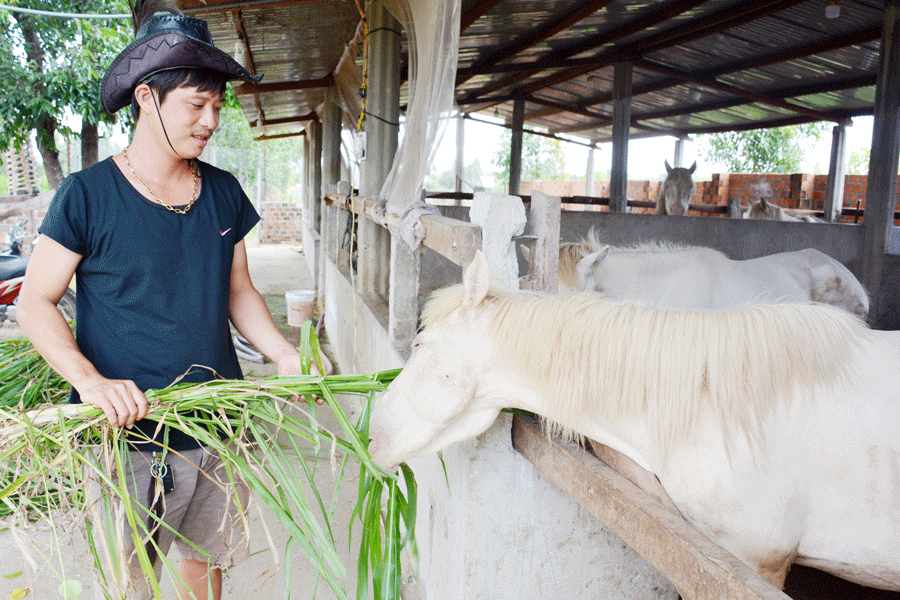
top-left (40, 157), bottom-right (260, 450)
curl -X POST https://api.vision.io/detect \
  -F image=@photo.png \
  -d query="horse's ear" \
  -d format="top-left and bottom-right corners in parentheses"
top-left (463, 250), bottom-right (490, 307)
top-left (576, 246), bottom-right (610, 291)
top-left (688, 161), bottom-right (697, 174)
top-left (664, 159), bottom-right (672, 173)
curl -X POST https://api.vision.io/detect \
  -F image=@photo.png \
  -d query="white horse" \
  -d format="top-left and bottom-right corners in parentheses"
top-left (566, 235), bottom-right (869, 319)
top-left (369, 252), bottom-right (900, 592)
top-left (656, 160), bottom-right (696, 216)
top-left (745, 197), bottom-right (822, 222)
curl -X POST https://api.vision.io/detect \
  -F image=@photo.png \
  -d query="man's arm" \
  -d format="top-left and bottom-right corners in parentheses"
top-left (228, 239), bottom-right (313, 376)
top-left (17, 235), bottom-right (147, 427)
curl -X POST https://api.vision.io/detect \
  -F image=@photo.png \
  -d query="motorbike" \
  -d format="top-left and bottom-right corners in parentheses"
top-left (0, 220), bottom-right (76, 324)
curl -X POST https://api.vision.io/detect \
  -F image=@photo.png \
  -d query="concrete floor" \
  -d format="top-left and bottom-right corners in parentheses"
top-left (0, 244), bottom-right (366, 600)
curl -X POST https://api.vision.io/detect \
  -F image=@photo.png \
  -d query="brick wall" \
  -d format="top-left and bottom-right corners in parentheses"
top-left (259, 202), bottom-right (303, 244)
top-left (521, 173), bottom-right (900, 220)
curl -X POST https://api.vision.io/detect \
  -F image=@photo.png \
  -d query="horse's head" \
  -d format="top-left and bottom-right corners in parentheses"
top-left (745, 197), bottom-right (786, 220)
top-left (660, 160), bottom-right (696, 216)
top-left (369, 252), bottom-right (502, 470)
top-left (575, 246), bottom-right (611, 292)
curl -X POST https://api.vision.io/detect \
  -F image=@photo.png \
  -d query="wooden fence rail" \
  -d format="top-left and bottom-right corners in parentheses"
top-left (512, 415), bottom-right (790, 600)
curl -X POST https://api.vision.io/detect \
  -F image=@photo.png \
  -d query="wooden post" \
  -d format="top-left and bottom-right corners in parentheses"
top-left (527, 190), bottom-right (561, 294)
top-left (509, 97), bottom-right (525, 195)
top-left (727, 195), bottom-right (742, 219)
top-left (609, 61), bottom-right (632, 213)
top-left (824, 123), bottom-right (847, 223)
top-left (862, 0), bottom-right (900, 312)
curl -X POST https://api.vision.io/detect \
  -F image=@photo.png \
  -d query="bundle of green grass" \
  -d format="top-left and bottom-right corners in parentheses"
top-left (0, 325), bottom-right (414, 600)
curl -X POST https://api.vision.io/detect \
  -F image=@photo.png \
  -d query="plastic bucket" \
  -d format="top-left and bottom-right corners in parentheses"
top-left (285, 289), bottom-right (316, 327)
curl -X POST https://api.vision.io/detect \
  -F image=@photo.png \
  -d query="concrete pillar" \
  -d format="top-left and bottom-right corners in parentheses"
top-left (469, 191), bottom-right (526, 289)
top-left (303, 121), bottom-right (322, 285)
top-left (388, 236), bottom-right (419, 359)
top-left (862, 0), bottom-right (900, 308)
top-left (824, 124), bottom-right (847, 223)
top-left (322, 90), bottom-right (343, 263)
top-left (585, 146), bottom-right (596, 197)
top-left (455, 114), bottom-right (466, 193)
top-left (609, 62), bottom-right (632, 213)
top-left (673, 138), bottom-right (684, 168)
top-left (509, 98), bottom-right (525, 195)
top-left (358, 0), bottom-right (400, 296)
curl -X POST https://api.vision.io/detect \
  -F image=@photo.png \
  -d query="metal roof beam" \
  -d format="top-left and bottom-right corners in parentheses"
top-left (249, 112), bottom-right (319, 128)
top-left (550, 73), bottom-right (875, 135)
top-left (235, 75), bottom-right (335, 95)
top-left (182, 0), bottom-right (316, 14)
top-left (460, 0), bottom-right (804, 106)
top-left (458, 0), bottom-right (710, 103)
top-left (461, 0), bottom-right (503, 32)
top-left (578, 26), bottom-right (881, 107)
top-left (635, 59), bottom-right (841, 123)
top-left (228, 9), bottom-right (266, 133)
top-left (628, 0), bottom-right (803, 57)
top-left (456, 0), bottom-right (615, 86)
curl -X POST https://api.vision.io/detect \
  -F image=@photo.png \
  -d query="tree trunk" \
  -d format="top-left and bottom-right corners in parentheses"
top-left (36, 119), bottom-right (64, 190)
top-left (81, 120), bottom-right (99, 169)
top-left (15, 14), bottom-right (64, 189)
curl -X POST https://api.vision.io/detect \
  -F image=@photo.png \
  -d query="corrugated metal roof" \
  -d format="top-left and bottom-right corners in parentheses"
top-left (180, 0), bottom-right (888, 143)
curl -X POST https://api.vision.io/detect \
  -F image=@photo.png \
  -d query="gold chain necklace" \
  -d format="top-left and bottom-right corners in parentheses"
top-left (121, 146), bottom-right (199, 215)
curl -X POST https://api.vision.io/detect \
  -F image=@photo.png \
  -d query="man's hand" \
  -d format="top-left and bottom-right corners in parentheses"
top-left (76, 376), bottom-right (148, 428)
top-left (276, 350), bottom-right (324, 404)
top-left (275, 352), bottom-right (322, 377)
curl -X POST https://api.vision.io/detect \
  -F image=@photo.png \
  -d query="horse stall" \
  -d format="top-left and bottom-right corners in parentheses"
top-left (292, 3), bottom-right (900, 598)
top-left (319, 176), bottom-right (887, 600)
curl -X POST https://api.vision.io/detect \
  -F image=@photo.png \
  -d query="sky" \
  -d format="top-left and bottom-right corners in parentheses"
top-left (431, 114), bottom-right (875, 189)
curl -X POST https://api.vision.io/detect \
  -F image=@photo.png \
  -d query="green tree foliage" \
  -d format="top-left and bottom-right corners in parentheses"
top-left (697, 123), bottom-right (828, 173)
top-left (492, 129), bottom-right (567, 187)
top-left (0, 1), bottom-right (130, 188)
top-left (846, 148), bottom-right (870, 175)
top-left (207, 90), bottom-right (304, 204)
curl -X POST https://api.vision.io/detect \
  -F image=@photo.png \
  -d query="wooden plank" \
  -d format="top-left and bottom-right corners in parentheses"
top-left (330, 194), bottom-right (482, 266)
top-left (420, 213), bottom-right (482, 266)
top-left (511, 415), bottom-right (791, 600)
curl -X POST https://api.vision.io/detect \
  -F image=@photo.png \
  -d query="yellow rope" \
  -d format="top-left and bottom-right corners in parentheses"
top-left (354, 0), bottom-right (369, 133)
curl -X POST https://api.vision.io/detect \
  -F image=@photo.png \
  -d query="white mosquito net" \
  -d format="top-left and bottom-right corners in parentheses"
top-left (378, 0), bottom-right (461, 250)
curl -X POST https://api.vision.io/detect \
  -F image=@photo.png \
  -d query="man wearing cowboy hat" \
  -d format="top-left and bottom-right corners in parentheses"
top-left (18, 3), bottom-right (311, 598)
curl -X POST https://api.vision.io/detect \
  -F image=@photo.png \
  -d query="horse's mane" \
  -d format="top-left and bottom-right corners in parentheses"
top-left (422, 285), bottom-right (864, 459)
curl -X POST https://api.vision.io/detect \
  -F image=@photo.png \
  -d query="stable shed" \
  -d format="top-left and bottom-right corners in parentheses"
top-left (177, 1), bottom-right (900, 598)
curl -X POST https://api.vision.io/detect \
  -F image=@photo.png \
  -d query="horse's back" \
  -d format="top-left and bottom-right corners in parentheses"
top-left (792, 328), bottom-right (900, 589)
top-left (786, 249), bottom-right (868, 318)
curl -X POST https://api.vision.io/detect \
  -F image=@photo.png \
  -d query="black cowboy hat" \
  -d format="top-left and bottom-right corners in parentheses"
top-left (100, 11), bottom-right (262, 114)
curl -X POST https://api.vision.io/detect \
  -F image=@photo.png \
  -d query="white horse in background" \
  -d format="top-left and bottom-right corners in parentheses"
top-left (656, 160), bottom-right (696, 216)
top-left (745, 197), bottom-right (822, 222)
top-left (561, 232), bottom-right (868, 319)
top-left (369, 252), bottom-right (900, 592)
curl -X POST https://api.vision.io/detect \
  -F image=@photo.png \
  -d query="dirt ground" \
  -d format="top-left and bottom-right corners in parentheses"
top-left (0, 244), bottom-right (365, 600)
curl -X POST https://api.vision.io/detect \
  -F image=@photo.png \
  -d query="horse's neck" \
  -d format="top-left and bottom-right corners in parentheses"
top-left (478, 366), bottom-right (657, 472)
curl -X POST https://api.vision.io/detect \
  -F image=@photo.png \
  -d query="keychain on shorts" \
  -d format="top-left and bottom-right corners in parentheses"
top-left (150, 451), bottom-right (175, 494)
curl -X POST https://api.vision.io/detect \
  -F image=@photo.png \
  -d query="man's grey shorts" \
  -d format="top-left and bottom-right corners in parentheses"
top-left (87, 445), bottom-right (250, 598)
